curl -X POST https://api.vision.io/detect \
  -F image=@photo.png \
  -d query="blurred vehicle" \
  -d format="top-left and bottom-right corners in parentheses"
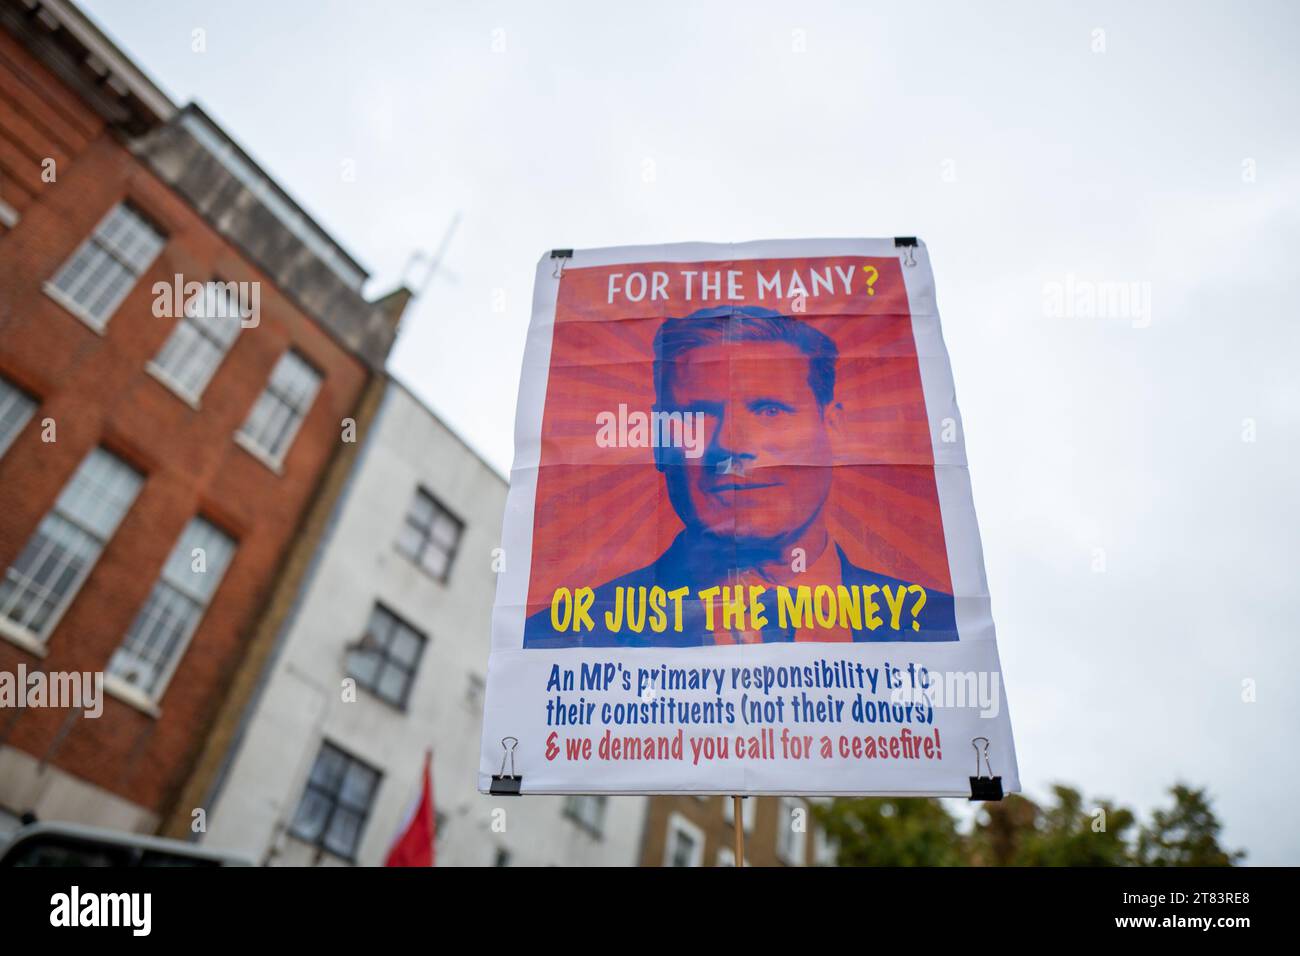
top-left (0, 822), bottom-right (252, 867)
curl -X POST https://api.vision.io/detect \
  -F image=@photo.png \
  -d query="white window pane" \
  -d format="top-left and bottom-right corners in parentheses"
top-left (108, 517), bottom-right (236, 697)
top-left (0, 448), bottom-right (141, 639)
top-left (291, 789), bottom-right (331, 842)
top-left (293, 744), bottom-right (379, 859)
top-left (187, 285), bottom-right (243, 347)
top-left (323, 808), bottom-right (362, 858)
top-left (395, 520), bottom-right (423, 559)
top-left (389, 626), bottom-right (421, 666)
top-left (350, 605), bottom-right (424, 706)
top-left (93, 204), bottom-right (136, 258)
top-left (160, 517), bottom-right (236, 600)
top-left (366, 605), bottom-right (397, 647)
top-left (0, 514), bottom-right (97, 636)
top-left (339, 762), bottom-right (377, 811)
top-left (67, 251), bottom-right (121, 305)
top-left (777, 798), bottom-right (806, 865)
top-left (376, 663), bottom-right (408, 704)
top-left (419, 545), bottom-right (448, 579)
top-left (241, 395), bottom-right (293, 459)
top-left (309, 747), bottom-right (348, 790)
top-left (238, 351), bottom-right (320, 462)
top-left (153, 320), bottom-right (205, 382)
top-left (54, 252), bottom-right (132, 325)
top-left (83, 266), bottom-right (137, 322)
top-left (399, 490), bottom-right (461, 579)
top-left (178, 331), bottom-right (224, 396)
top-left (269, 352), bottom-right (321, 408)
top-left (55, 448), bottom-right (144, 539)
top-left (239, 392), bottom-right (279, 447)
top-left (670, 831), bottom-right (696, 867)
top-left (0, 377), bottom-right (37, 457)
top-left (407, 492), bottom-right (435, 529)
top-left (152, 309), bottom-right (233, 399)
top-left (128, 584), bottom-right (187, 657)
top-left (567, 795), bottom-right (605, 833)
top-left (51, 243), bottom-right (100, 297)
top-left (346, 648), bottom-right (381, 687)
top-left (50, 204), bottom-right (164, 326)
top-left (108, 585), bottom-right (197, 693)
top-left (431, 512), bottom-right (460, 549)
top-left (258, 399), bottom-right (299, 458)
top-left (95, 204), bottom-right (164, 270)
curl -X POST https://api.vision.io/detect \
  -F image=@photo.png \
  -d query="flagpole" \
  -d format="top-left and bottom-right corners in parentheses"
top-left (732, 796), bottom-right (744, 866)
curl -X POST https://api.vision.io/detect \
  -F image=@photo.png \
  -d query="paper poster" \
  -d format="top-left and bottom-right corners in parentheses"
top-left (479, 239), bottom-right (1018, 796)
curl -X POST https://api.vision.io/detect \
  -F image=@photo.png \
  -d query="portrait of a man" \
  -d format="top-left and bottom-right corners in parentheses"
top-left (523, 305), bottom-right (957, 647)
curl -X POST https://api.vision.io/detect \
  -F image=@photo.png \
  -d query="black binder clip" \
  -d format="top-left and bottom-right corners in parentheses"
top-left (550, 248), bottom-right (573, 278)
top-left (893, 236), bottom-right (918, 268)
top-left (968, 736), bottom-right (1003, 801)
top-left (490, 736), bottom-right (522, 796)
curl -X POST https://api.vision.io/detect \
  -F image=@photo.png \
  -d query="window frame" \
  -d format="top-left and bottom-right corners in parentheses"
top-left (105, 515), bottom-right (238, 704)
top-left (563, 795), bottom-right (608, 839)
top-left (43, 202), bottom-right (166, 331)
top-left (0, 376), bottom-right (38, 459)
top-left (147, 279), bottom-right (245, 404)
top-left (396, 487), bottom-right (464, 583)
top-left (235, 348), bottom-right (322, 470)
top-left (0, 447), bottom-right (144, 648)
top-left (663, 812), bottom-right (704, 868)
top-left (289, 741), bottom-right (383, 863)
top-left (345, 602), bottom-right (427, 710)
top-left (775, 796), bottom-right (807, 866)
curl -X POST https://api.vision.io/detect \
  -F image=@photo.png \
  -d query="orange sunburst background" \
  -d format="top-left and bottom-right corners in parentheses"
top-left (525, 254), bottom-right (952, 614)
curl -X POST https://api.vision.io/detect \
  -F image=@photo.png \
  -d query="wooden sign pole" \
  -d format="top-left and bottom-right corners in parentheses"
top-left (732, 795), bottom-right (744, 866)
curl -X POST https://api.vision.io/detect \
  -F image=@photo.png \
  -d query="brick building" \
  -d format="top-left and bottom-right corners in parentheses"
top-left (642, 795), bottom-right (838, 867)
top-left (0, 0), bottom-right (408, 834)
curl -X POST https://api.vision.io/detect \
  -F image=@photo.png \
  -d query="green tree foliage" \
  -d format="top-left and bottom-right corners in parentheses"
top-left (814, 797), bottom-right (966, 866)
top-left (815, 782), bottom-right (1241, 867)
top-left (1136, 784), bottom-right (1244, 866)
top-left (967, 793), bottom-right (1038, 866)
top-left (970, 785), bottom-right (1137, 866)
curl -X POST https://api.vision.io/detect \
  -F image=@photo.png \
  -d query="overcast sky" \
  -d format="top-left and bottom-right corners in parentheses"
top-left (81, 0), bottom-right (1299, 863)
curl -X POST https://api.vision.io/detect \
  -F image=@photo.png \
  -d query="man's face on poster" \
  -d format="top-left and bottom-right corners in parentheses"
top-left (658, 337), bottom-right (841, 547)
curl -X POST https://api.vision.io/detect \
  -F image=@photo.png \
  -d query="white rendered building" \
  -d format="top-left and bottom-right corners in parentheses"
top-left (201, 379), bottom-right (646, 865)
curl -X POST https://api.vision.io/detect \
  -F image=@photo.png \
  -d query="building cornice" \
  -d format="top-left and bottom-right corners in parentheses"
top-left (0, 0), bottom-right (175, 135)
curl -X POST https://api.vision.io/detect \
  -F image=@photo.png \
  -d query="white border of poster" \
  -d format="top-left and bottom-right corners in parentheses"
top-left (478, 238), bottom-right (1019, 797)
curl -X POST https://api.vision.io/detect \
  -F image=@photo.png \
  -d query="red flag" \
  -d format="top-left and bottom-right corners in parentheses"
top-left (384, 750), bottom-right (436, 867)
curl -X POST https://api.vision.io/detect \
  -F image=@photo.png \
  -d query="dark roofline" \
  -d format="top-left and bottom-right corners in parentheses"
top-left (4, 1), bottom-right (370, 289)
top-left (179, 102), bottom-right (370, 286)
top-left (5, 0), bottom-right (407, 370)
top-left (0, 0), bottom-right (175, 133)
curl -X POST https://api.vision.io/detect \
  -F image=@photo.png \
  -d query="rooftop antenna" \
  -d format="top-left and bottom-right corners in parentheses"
top-left (402, 212), bottom-right (462, 297)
